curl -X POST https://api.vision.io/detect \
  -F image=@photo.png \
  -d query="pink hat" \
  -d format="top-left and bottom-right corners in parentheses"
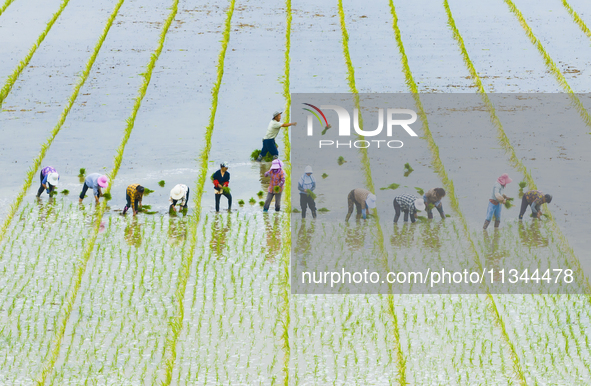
top-left (497, 173), bottom-right (512, 186)
top-left (98, 175), bottom-right (109, 188)
top-left (270, 159), bottom-right (283, 170)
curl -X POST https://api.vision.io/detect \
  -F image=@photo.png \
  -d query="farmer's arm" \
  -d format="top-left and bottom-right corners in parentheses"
top-left (280, 122), bottom-right (297, 128)
top-left (298, 181), bottom-right (304, 193)
top-left (95, 188), bottom-right (101, 204)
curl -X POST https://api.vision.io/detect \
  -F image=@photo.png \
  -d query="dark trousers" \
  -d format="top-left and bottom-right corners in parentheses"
top-left (37, 170), bottom-right (50, 196)
top-left (519, 195), bottom-right (529, 219)
top-left (345, 190), bottom-right (362, 221)
top-left (79, 183), bottom-right (89, 200)
top-left (124, 194), bottom-right (139, 212)
top-left (300, 194), bottom-right (316, 218)
top-left (215, 189), bottom-right (232, 211)
top-left (264, 192), bottom-right (282, 211)
top-left (260, 138), bottom-right (278, 157)
top-left (393, 199), bottom-right (415, 223)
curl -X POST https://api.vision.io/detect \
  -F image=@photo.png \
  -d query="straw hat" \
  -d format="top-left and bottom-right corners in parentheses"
top-left (47, 172), bottom-right (59, 187)
top-left (366, 194), bottom-right (377, 209)
top-left (414, 198), bottom-right (426, 211)
top-left (170, 184), bottom-right (186, 200)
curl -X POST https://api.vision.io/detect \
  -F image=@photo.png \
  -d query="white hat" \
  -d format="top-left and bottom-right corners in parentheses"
top-left (273, 110), bottom-right (282, 118)
top-left (366, 194), bottom-right (377, 209)
top-left (414, 198), bottom-right (426, 211)
top-left (304, 165), bottom-right (313, 174)
top-left (170, 184), bottom-right (186, 200)
top-left (47, 172), bottom-right (59, 187)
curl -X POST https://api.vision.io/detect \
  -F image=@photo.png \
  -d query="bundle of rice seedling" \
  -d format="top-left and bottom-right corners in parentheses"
top-left (306, 189), bottom-right (316, 199)
top-left (158, 180), bottom-right (165, 187)
top-left (337, 156), bottom-right (345, 165)
top-left (238, 199), bottom-right (245, 206)
top-left (322, 173), bottom-right (328, 179)
top-left (380, 183), bottom-right (400, 191)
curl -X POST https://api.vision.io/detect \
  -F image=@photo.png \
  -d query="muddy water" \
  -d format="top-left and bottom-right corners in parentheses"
top-left (0, 0), bottom-right (120, 221)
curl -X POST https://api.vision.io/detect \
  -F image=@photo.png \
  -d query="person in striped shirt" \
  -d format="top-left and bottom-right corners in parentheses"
top-left (393, 194), bottom-right (426, 223)
top-left (36, 166), bottom-right (59, 198)
top-left (519, 190), bottom-right (552, 220)
top-left (123, 184), bottom-right (145, 215)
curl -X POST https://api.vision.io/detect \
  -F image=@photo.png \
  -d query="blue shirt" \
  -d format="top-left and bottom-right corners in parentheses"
top-left (298, 173), bottom-right (316, 194)
top-left (85, 173), bottom-right (102, 197)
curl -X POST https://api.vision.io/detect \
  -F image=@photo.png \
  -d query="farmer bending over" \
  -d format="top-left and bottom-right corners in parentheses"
top-left (345, 188), bottom-right (376, 221)
top-left (519, 190), bottom-right (552, 220)
top-left (393, 194), bottom-right (425, 223)
top-left (256, 111), bottom-right (297, 161)
top-left (123, 184), bottom-right (144, 215)
top-left (169, 184), bottom-right (190, 212)
top-left (37, 166), bottom-right (60, 198)
top-left (79, 173), bottom-right (108, 204)
top-left (423, 188), bottom-right (446, 220)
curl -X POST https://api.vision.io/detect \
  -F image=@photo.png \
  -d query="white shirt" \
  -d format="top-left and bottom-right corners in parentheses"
top-left (263, 119), bottom-right (283, 139)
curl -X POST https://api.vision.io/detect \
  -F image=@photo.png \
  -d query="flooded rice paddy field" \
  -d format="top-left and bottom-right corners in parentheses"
top-left (1, 0), bottom-right (591, 384)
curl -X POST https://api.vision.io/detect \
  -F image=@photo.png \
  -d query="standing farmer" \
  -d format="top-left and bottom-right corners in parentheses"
top-left (345, 188), bottom-right (377, 221)
top-left (519, 190), bottom-right (552, 220)
top-left (37, 166), bottom-right (60, 198)
top-left (169, 184), bottom-right (190, 212)
top-left (423, 188), bottom-right (446, 219)
top-left (298, 165), bottom-right (316, 219)
top-left (263, 159), bottom-right (286, 212)
top-left (484, 173), bottom-right (512, 229)
top-left (123, 184), bottom-right (145, 215)
top-left (256, 111), bottom-right (297, 161)
top-left (393, 194), bottom-right (425, 223)
top-left (212, 162), bottom-right (231, 212)
top-left (79, 173), bottom-right (109, 204)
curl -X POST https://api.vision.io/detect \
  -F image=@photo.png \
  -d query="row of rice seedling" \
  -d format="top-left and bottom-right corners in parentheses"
top-left (0, 201), bottom-right (94, 384)
top-left (45, 215), bottom-right (192, 384)
top-left (0, 0), bottom-right (16, 18)
top-left (443, 0), bottom-right (588, 289)
top-left (155, 0), bottom-right (236, 383)
top-left (0, 0), bottom-right (126, 248)
top-left (34, 1), bottom-right (181, 382)
top-left (0, 0), bottom-right (71, 108)
top-left (385, 2), bottom-right (527, 382)
top-left (561, 0), bottom-right (591, 39)
top-left (500, 0), bottom-right (591, 129)
top-left (335, 2), bottom-right (407, 383)
top-left (171, 212), bottom-right (284, 384)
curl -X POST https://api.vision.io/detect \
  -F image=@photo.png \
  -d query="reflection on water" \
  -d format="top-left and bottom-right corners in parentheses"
top-left (168, 215), bottom-right (188, 246)
top-left (125, 217), bottom-right (142, 248)
top-left (390, 223), bottom-right (415, 249)
top-left (421, 221), bottom-right (443, 251)
top-left (518, 221), bottom-right (549, 248)
top-left (263, 213), bottom-right (282, 261)
top-left (345, 221), bottom-right (366, 252)
top-left (295, 220), bottom-right (316, 268)
top-left (210, 212), bottom-right (232, 258)
top-left (36, 197), bottom-right (58, 224)
top-left (482, 229), bottom-right (510, 281)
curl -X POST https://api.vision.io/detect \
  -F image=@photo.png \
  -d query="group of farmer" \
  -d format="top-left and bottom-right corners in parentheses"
top-left (36, 167), bottom-right (190, 216)
top-left (35, 111), bottom-right (553, 224)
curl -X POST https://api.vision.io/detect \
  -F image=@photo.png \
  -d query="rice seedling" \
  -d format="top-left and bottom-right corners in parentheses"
top-left (257, 191), bottom-right (264, 198)
top-left (60, 189), bottom-right (69, 195)
top-left (238, 199), bottom-right (245, 206)
top-left (249, 197), bottom-right (256, 204)
top-left (561, 0), bottom-right (591, 40)
top-left (222, 187), bottom-right (231, 195)
top-left (158, 180), bottom-right (166, 187)
top-left (143, 188), bottom-right (154, 195)
top-left (504, 197), bottom-right (514, 209)
top-left (380, 183), bottom-right (400, 191)
top-left (317, 208), bottom-right (329, 212)
top-left (519, 181), bottom-right (527, 189)
top-left (250, 149), bottom-right (261, 160)
top-left (0, 0), bottom-right (17, 18)
top-left (337, 156), bottom-right (345, 165)
top-left (78, 168), bottom-right (86, 177)
top-left (322, 173), bottom-right (328, 179)
top-left (305, 189), bottom-right (316, 200)
top-left (414, 187), bottom-right (424, 195)
top-left (273, 186), bottom-right (281, 193)
top-left (102, 192), bottom-right (112, 200)
top-left (49, 191), bottom-right (58, 197)
top-left (259, 201), bottom-right (264, 207)
top-left (292, 208), bottom-right (300, 213)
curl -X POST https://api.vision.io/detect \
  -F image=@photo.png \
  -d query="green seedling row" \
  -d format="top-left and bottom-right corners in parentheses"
top-left (0, 0), bottom-right (16, 18)
top-left (156, 1), bottom-right (236, 383)
top-left (0, 0), bottom-right (71, 107)
top-left (0, 0), bottom-right (126, 247)
top-left (561, 0), bottom-right (591, 40)
top-left (34, 0), bottom-right (180, 382)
